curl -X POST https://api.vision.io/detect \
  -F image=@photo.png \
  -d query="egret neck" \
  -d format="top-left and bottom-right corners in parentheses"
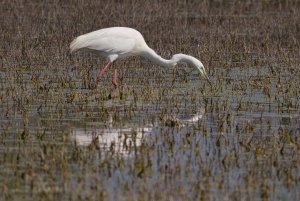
top-left (140, 47), bottom-right (176, 67)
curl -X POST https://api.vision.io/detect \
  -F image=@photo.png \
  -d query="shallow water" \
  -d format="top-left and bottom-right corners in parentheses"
top-left (1, 59), bottom-right (299, 200)
top-left (1, 0), bottom-right (300, 199)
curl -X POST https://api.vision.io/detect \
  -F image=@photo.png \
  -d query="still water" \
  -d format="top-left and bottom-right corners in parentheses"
top-left (0, 63), bottom-right (299, 200)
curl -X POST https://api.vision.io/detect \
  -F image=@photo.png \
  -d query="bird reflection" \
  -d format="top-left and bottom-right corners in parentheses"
top-left (71, 108), bottom-right (205, 155)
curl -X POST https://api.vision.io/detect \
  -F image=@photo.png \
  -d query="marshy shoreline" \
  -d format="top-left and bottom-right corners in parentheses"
top-left (0, 0), bottom-right (299, 200)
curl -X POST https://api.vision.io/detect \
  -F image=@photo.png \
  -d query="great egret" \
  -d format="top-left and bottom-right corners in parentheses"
top-left (70, 27), bottom-right (211, 88)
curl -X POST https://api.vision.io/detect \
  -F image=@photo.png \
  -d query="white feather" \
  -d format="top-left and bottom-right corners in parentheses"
top-left (70, 27), bottom-right (211, 84)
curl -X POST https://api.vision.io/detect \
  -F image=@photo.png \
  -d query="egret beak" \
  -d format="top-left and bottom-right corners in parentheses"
top-left (197, 66), bottom-right (212, 87)
top-left (190, 61), bottom-right (212, 87)
top-left (203, 71), bottom-right (212, 87)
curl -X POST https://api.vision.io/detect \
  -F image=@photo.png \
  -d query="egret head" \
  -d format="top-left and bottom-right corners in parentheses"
top-left (172, 54), bottom-right (212, 86)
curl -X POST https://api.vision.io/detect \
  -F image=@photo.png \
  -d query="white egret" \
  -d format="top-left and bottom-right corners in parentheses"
top-left (70, 27), bottom-right (211, 88)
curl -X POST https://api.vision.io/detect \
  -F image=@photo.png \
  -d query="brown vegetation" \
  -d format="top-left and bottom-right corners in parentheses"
top-left (0, 0), bottom-right (299, 200)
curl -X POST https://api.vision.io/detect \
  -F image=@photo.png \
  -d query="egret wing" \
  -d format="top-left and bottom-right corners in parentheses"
top-left (70, 27), bottom-right (144, 56)
top-left (82, 36), bottom-right (136, 55)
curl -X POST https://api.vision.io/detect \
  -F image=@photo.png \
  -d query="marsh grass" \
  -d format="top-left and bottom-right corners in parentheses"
top-left (0, 0), bottom-right (300, 200)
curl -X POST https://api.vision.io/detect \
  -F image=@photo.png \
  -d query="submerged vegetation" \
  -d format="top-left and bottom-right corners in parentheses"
top-left (0, 0), bottom-right (299, 200)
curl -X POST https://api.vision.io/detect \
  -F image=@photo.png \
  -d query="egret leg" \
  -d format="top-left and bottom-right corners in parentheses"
top-left (96, 62), bottom-right (110, 85)
top-left (112, 68), bottom-right (118, 89)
